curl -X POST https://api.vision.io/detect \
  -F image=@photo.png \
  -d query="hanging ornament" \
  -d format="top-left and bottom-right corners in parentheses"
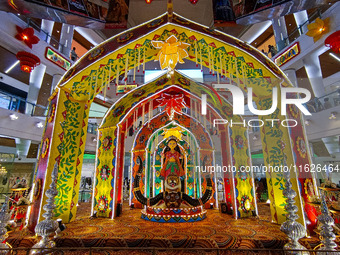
top-left (15, 26), bottom-right (40, 49)
top-left (151, 35), bottom-right (190, 72)
top-left (156, 93), bottom-right (187, 119)
top-left (16, 51), bottom-right (40, 73)
top-left (325, 30), bottom-right (340, 54)
top-left (306, 17), bottom-right (330, 42)
top-left (145, 0), bottom-right (152, 3)
top-left (189, 0), bottom-right (198, 4)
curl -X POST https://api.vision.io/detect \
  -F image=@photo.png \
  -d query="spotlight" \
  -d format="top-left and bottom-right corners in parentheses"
top-left (36, 122), bottom-right (44, 128)
top-left (210, 203), bottom-right (214, 209)
top-left (266, 199), bottom-right (271, 204)
top-left (329, 112), bottom-right (337, 119)
top-left (9, 114), bottom-right (18, 120)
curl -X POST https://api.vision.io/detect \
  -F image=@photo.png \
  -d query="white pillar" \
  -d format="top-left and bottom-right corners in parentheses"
top-left (51, 74), bottom-right (62, 93)
top-left (272, 17), bottom-right (288, 52)
top-left (284, 69), bottom-right (298, 87)
top-left (41, 19), bottom-right (54, 44)
top-left (59, 24), bottom-right (74, 57)
top-left (26, 64), bottom-right (46, 115)
top-left (303, 54), bottom-right (325, 98)
top-left (293, 10), bottom-right (308, 35)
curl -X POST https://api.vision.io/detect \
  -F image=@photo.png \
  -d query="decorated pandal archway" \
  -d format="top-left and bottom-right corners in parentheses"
top-left (28, 8), bottom-right (318, 235)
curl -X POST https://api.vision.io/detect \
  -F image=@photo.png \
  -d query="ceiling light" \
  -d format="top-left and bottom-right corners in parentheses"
top-left (253, 135), bottom-right (258, 140)
top-left (9, 114), bottom-right (18, 120)
top-left (329, 112), bottom-right (337, 119)
top-left (329, 53), bottom-right (340, 62)
top-left (5, 60), bottom-right (20, 74)
top-left (305, 119), bottom-right (311, 126)
top-left (36, 122), bottom-right (44, 128)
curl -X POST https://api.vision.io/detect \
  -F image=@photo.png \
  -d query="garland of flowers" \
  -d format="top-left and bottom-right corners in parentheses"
top-left (41, 138), bottom-right (50, 158)
top-left (296, 136), bottom-right (307, 158)
top-left (48, 104), bottom-right (56, 123)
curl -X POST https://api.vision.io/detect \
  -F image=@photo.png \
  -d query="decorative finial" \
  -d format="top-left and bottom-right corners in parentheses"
top-left (0, 196), bottom-right (11, 254)
top-left (280, 170), bottom-right (309, 254)
top-left (30, 163), bottom-right (59, 254)
top-left (167, 0), bottom-right (173, 22)
top-left (317, 195), bottom-right (339, 254)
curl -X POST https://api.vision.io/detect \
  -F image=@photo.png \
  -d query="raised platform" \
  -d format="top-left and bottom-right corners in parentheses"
top-left (141, 205), bottom-right (207, 223)
top-left (7, 202), bottom-right (324, 253)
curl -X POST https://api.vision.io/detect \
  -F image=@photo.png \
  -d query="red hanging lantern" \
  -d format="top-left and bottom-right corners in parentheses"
top-left (325, 30), bottom-right (340, 54)
top-left (16, 51), bottom-right (40, 73)
top-left (15, 26), bottom-right (40, 49)
top-left (145, 0), bottom-right (152, 3)
top-left (189, 0), bottom-right (198, 4)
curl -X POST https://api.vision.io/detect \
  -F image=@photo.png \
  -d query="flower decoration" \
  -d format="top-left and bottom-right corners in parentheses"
top-left (156, 93), bottom-right (187, 118)
top-left (325, 30), bottom-right (340, 54)
top-left (151, 35), bottom-right (190, 70)
top-left (48, 104), bottom-right (56, 123)
top-left (102, 136), bottom-right (113, 151)
top-left (306, 17), bottom-right (330, 42)
top-left (15, 26), bottom-right (40, 49)
top-left (139, 135), bottom-right (146, 144)
top-left (41, 138), bottom-right (49, 158)
top-left (296, 136), bottom-right (307, 158)
top-left (97, 195), bottom-right (108, 213)
top-left (100, 165), bottom-right (111, 181)
top-left (235, 135), bottom-right (244, 150)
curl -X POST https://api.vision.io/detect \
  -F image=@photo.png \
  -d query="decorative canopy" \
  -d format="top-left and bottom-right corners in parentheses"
top-left (56, 12), bottom-right (292, 104)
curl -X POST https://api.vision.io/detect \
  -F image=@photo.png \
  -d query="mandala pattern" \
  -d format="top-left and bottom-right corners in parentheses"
top-left (132, 90), bottom-right (145, 98)
top-left (100, 165), bottom-right (111, 181)
top-left (88, 47), bottom-right (104, 60)
top-left (155, 78), bottom-right (169, 86)
top-left (97, 195), bottom-right (108, 213)
top-left (112, 105), bottom-right (124, 117)
top-left (102, 136), bottom-right (113, 151)
top-left (178, 77), bottom-right (190, 86)
top-left (139, 135), bottom-right (146, 144)
top-left (41, 138), bottom-right (49, 158)
top-left (117, 32), bottom-right (133, 43)
top-left (235, 135), bottom-right (244, 150)
top-left (240, 195), bottom-right (251, 213)
top-left (147, 18), bottom-right (164, 28)
top-left (296, 136), bottom-right (307, 158)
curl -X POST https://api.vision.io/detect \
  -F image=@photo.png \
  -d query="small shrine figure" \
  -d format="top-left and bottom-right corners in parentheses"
top-left (160, 138), bottom-right (185, 181)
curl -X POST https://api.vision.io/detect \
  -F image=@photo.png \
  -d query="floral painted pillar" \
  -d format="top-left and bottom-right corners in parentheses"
top-left (229, 126), bottom-right (257, 218)
top-left (29, 88), bottom-right (90, 229)
top-left (259, 95), bottom-right (305, 227)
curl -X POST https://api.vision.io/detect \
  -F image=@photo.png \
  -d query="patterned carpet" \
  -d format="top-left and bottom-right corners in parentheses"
top-left (7, 202), bottom-right (323, 254)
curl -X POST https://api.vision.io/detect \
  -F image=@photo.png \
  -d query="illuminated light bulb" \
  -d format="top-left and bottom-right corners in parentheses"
top-left (145, 0), bottom-right (152, 3)
top-left (9, 114), bottom-right (18, 120)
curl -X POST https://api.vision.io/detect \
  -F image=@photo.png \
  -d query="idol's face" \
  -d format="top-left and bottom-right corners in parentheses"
top-left (168, 140), bottom-right (177, 150)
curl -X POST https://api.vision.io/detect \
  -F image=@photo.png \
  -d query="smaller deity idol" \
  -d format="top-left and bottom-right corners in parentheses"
top-left (160, 138), bottom-right (185, 181)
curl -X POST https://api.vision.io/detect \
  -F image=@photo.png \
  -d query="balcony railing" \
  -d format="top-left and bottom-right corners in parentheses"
top-left (0, 90), bottom-right (47, 117)
top-left (305, 90), bottom-right (340, 113)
